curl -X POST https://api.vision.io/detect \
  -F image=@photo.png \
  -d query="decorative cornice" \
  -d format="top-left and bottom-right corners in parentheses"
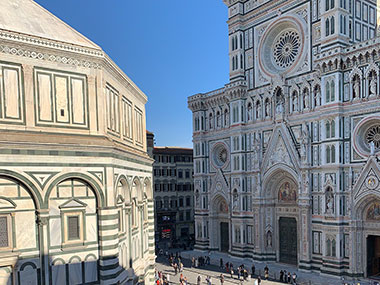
top-left (0, 29), bottom-right (148, 103)
top-left (0, 42), bottom-right (102, 69)
top-left (0, 29), bottom-right (102, 57)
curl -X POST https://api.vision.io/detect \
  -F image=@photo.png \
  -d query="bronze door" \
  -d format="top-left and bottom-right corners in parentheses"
top-left (220, 222), bottom-right (229, 252)
top-left (367, 235), bottom-right (380, 277)
top-left (279, 217), bottom-right (297, 265)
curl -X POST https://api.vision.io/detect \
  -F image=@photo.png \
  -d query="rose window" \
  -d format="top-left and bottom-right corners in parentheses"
top-left (365, 125), bottom-right (380, 149)
top-left (213, 144), bottom-right (229, 168)
top-left (218, 148), bottom-right (227, 164)
top-left (273, 30), bottom-right (300, 68)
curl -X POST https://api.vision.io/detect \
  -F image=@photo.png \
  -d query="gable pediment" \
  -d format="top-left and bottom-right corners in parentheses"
top-left (262, 124), bottom-right (300, 174)
top-left (211, 169), bottom-right (229, 195)
top-left (59, 198), bottom-right (87, 209)
top-left (353, 157), bottom-right (380, 204)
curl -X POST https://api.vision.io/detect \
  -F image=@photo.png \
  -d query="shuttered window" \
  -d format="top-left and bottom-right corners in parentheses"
top-left (0, 216), bottom-right (9, 248)
top-left (67, 216), bottom-right (80, 240)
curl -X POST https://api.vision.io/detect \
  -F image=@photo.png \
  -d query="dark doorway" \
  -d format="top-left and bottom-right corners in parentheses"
top-left (367, 235), bottom-right (380, 277)
top-left (279, 217), bottom-right (297, 265)
top-left (220, 222), bottom-right (229, 252)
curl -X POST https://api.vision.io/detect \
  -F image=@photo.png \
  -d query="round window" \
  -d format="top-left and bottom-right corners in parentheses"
top-left (353, 117), bottom-right (380, 157)
top-left (365, 125), bottom-right (380, 149)
top-left (213, 143), bottom-right (229, 168)
top-left (273, 30), bottom-right (300, 68)
top-left (257, 16), bottom-right (305, 77)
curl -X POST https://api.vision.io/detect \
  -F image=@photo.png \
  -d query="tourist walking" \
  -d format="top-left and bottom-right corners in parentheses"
top-left (251, 264), bottom-right (255, 278)
top-left (292, 272), bottom-right (297, 284)
top-left (280, 270), bottom-right (284, 282)
top-left (287, 272), bottom-right (291, 283)
top-left (220, 274), bottom-right (224, 284)
top-left (197, 275), bottom-right (201, 285)
top-left (264, 265), bottom-right (269, 280)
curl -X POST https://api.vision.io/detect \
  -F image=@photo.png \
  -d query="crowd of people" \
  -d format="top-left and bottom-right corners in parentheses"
top-left (191, 255), bottom-right (211, 267)
top-left (155, 251), bottom-right (299, 284)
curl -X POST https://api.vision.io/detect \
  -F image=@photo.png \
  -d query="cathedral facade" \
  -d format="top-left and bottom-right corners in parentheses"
top-left (188, 0), bottom-right (380, 278)
top-left (0, 1), bottom-right (154, 284)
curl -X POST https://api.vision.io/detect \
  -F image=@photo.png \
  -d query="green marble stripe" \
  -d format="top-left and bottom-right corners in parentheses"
top-left (99, 224), bottom-right (119, 231)
top-left (0, 146), bottom-right (152, 166)
top-left (98, 234), bottom-right (118, 241)
top-left (98, 213), bottom-right (119, 220)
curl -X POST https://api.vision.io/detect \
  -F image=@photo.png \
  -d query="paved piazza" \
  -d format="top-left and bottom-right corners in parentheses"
top-left (156, 250), bottom-right (374, 284)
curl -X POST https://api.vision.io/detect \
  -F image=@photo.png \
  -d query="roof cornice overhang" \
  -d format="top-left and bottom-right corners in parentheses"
top-left (0, 29), bottom-right (148, 104)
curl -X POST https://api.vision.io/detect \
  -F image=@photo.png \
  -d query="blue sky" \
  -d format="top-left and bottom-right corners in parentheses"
top-left (35, 0), bottom-right (229, 148)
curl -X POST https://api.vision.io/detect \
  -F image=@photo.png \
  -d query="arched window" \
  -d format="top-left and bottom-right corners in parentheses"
top-left (326, 81), bottom-right (331, 102)
top-left (240, 34), bottom-right (243, 49)
top-left (209, 113), bottom-right (213, 129)
top-left (332, 239), bottom-right (336, 256)
top-left (216, 111), bottom-right (221, 127)
top-left (326, 239), bottom-right (332, 256)
top-left (331, 145), bottom-right (336, 163)
top-left (326, 121), bottom-right (331, 138)
top-left (343, 16), bottom-right (347, 34)
top-left (325, 19), bottom-right (330, 36)
top-left (240, 54), bottom-right (244, 69)
top-left (330, 16), bottom-right (335, 34)
top-left (326, 0), bottom-right (330, 10)
top-left (132, 198), bottom-right (137, 227)
top-left (201, 116), bottom-right (204, 130)
top-left (231, 37), bottom-right (234, 51)
top-left (232, 56), bottom-right (235, 70)
top-left (326, 146), bottom-right (331, 163)
top-left (331, 120), bottom-right (335, 137)
top-left (330, 80), bottom-right (335, 101)
top-left (331, 0), bottom-right (335, 8)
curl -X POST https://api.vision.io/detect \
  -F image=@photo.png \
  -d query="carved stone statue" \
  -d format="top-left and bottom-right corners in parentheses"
top-left (224, 110), bottom-right (229, 126)
top-left (256, 103), bottom-right (262, 119)
top-left (353, 79), bottom-right (360, 100)
top-left (370, 141), bottom-right (375, 156)
top-left (252, 138), bottom-right (261, 169)
top-left (293, 96), bottom-right (298, 112)
top-left (325, 189), bottom-right (334, 214)
top-left (316, 89), bottom-right (321, 106)
top-left (266, 231), bottom-right (272, 247)
top-left (369, 78), bottom-right (377, 98)
top-left (276, 100), bottom-right (283, 114)
top-left (232, 190), bottom-right (239, 210)
top-left (195, 191), bottom-right (200, 207)
top-left (304, 91), bottom-right (309, 109)
top-left (265, 100), bottom-right (270, 117)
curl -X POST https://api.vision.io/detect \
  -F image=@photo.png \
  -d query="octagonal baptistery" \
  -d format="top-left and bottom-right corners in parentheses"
top-left (0, 0), bottom-right (154, 284)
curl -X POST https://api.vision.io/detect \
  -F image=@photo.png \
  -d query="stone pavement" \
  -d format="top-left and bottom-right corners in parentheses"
top-left (155, 255), bottom-right (281, 284)
top-left (165, 249), bottom-right (375, 285)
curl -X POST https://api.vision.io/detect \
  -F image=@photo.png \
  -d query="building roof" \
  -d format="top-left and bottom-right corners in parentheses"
top-left (153, 146), bottom-right (193, 155)
top-left (0, 0), bottom-right (100, 49)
